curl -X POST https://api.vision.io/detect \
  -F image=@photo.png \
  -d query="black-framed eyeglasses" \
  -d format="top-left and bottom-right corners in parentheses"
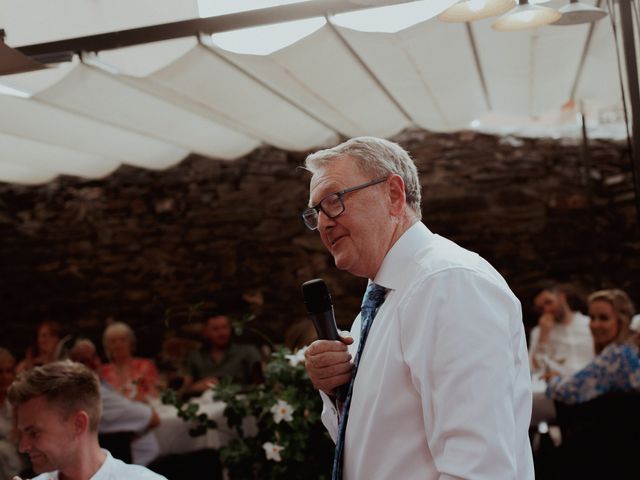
top-left (301, 177), bottom-right (388, 230)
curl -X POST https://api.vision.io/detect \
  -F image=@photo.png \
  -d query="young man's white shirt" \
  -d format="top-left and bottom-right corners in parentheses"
top-left (30, 450), bottom-right (167, 480)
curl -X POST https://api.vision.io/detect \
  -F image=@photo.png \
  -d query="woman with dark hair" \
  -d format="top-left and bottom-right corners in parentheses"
top-left (16, 320), bottom-right (63, 373)
top-left (546, 289), bottom-right (640, 404)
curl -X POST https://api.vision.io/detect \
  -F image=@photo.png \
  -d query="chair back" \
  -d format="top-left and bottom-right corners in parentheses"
top-left (554, 391), bottom-right (640, 479)
top-left (98, 431), bottom-right (134, 464)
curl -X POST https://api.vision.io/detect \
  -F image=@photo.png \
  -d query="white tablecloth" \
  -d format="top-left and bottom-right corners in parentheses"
top-left (152, 395), bottom-right (237, 456)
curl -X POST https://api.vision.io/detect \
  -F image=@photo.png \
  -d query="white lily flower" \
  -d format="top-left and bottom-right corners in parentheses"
top-left (263, 441), bottom-right (284, 462)
top-left (270, 399), bottom-right (295, 423)
top-left (285, 346), bottom-right (308, 367)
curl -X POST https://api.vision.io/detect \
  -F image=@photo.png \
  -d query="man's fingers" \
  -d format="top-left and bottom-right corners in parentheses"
top-left (317, 366), bottom-right (353, 382)
top-left (313, 372), bottom-right (353, 395)
top-left (304, 338), bottom-right (354, 393)
top-left (308, 360), bottom-right (353, 390)
top-left (314, 359), bottom-right (353, 380)
top-left (308, 351), bottom-right (352, 369)
top-left (305, 339), bottom-right (349, 357)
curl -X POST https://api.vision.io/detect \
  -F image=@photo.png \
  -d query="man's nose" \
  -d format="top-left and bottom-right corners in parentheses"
top-left (316, 210), bottom-right (335, 231)
top-left (18, 435), bottom-right (30, 453)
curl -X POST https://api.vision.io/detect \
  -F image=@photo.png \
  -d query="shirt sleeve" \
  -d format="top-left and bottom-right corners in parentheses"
top-left (546, 344), bottom-right (636, 404)
top-left (99, 384), bottom-right (154, 434)
top-left (319, 390), bottom-right (339, 443)
top-left (399, 268), bottom-right (527, 480)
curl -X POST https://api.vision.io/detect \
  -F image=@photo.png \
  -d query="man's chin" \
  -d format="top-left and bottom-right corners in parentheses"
top-left (333, 255), bottom-right (363, 277)
top-left (332, 253), bottom-right (350, 272)
top-left (30, 458), bottom-right (48, 473)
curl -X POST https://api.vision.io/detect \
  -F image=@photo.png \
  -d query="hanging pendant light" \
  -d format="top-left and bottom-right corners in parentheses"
top-left (492, 0), bottom-right (561, 31)
top-left (551, 0), bottom-right (608, 26)
top-left (438, 0), bottom-right (514, 22)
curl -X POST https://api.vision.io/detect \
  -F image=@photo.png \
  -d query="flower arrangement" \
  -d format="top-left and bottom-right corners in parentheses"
top-left (162, 346), bottom-right (334, 479)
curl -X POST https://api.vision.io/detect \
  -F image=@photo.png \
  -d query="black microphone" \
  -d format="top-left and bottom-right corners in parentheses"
top-left (302, 278), bottom-right (349, 402)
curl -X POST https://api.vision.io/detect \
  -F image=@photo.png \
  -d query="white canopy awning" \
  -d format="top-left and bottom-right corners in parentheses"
top-left (0, 0), bottom-right (634, 184)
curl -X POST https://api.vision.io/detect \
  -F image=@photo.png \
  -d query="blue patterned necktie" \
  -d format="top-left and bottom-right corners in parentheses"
top-left (332, 282), bottom-right (389, 480)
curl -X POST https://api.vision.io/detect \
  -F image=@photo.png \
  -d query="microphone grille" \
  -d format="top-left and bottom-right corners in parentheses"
top-left (302, 278), bottom-right (332, 314)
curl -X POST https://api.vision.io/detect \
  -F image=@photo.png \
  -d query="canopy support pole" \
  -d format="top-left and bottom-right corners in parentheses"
top-left (617, 0), bottom-right (640, 225)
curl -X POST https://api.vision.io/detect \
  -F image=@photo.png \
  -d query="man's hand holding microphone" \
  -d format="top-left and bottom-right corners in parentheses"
top-left (302, 279), bottom-right (354, 401)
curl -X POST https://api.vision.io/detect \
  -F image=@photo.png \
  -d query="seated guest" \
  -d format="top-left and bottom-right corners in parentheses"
top-left (529, 283), bottom-right (594, 375)
top-left (16, 320), bottom-right (63, 373)
top-left (181, 314), bottom-right (261, 397)
top-left (156, 334), bottom-right (201, 390)
top-left (546, 289), bottom-right (640, 403)
top-left (284, 319), bottom-right (317, 352)
top-left (101, 322), bottom-right (160, 401)
top-left (70, 339), bottom-right (161, 466)
top-left (0, 348), bottom-right (24, 479)
top-left (8, 360), bottom-right (166, 479)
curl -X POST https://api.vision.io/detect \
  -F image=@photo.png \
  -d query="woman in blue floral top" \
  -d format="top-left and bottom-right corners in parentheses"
top-left (546, 289), bottom-right (640, 404)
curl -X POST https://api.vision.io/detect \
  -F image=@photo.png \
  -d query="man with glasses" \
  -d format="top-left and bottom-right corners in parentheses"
top-left (302, 137), bottom-right (533, 480)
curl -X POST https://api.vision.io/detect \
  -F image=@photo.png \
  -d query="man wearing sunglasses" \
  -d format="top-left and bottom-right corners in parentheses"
top-left (302, 137), bottom-right (533, 480)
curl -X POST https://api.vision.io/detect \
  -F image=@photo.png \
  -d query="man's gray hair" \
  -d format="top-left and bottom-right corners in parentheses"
top-left (103, 321), bottom-right (136, 360)
top-left (305, 136), bottom-right (422, 218)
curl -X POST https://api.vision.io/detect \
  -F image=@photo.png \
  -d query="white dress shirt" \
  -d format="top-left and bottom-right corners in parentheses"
top-left (320, 222), bottom-right (534, 480)
top-left (528, 312), bottom-right (594, 376)
top-left (31, 450), bottom-right (167, 480)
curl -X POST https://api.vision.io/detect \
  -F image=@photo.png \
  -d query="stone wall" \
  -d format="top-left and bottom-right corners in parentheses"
top-left (0, 130), bottom-right (637, 361)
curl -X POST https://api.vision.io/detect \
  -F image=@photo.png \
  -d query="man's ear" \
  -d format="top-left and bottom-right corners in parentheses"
top-left (387, 174), bottom-right (406, 216)
top-left (71, 410), bottom-right (90, 436)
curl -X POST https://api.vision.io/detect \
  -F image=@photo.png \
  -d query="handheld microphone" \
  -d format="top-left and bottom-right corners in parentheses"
top-left (302, 278), bottom-right (348, 401)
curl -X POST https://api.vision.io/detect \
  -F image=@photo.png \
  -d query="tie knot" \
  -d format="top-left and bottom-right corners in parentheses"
top-left (362, 283), bottom-right (389, 310)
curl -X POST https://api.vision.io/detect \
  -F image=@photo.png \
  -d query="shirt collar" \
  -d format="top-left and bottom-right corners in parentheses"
top-left (373, 222), bottom-right (434, 291)
top-left (34, 451), bottom-right (110, 480)
top-left (92, 450), bottom-right (112, 479)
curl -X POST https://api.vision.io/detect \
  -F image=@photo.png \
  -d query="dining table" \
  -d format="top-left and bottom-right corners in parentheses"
top-left (151, 391), bottom-right (240, 457)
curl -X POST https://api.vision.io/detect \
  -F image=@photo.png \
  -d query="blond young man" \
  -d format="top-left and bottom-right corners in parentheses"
top-left (8, 360), bottom-right (166, 480)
